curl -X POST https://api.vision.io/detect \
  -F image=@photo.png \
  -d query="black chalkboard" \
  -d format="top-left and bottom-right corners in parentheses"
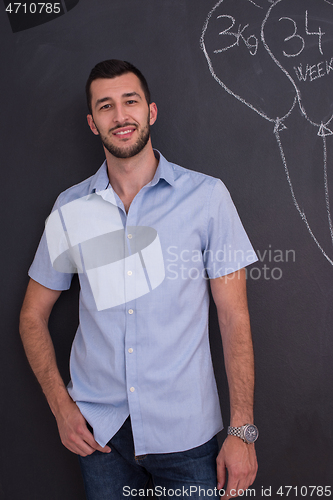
top-left (1, 1), bottom-right (333, 498)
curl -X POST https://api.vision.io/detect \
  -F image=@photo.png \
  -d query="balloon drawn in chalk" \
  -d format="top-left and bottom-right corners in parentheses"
top-left (201, 0), bottom-right (333, 265)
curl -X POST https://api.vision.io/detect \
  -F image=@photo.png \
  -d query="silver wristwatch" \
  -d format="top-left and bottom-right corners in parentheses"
top-left (227, 424), bottom-right (259, 444)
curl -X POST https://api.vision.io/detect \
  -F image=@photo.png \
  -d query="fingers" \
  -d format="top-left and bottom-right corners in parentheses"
top-left (223, 458), bottom-right (257, 497)
top-left (65, 422), bottom-right (111, 457)
top-left (60, 420), bottom-right (101, 456)
top-left (216, 454), bottom-right (226, 491)
top-left (216, 437), bottom-right (258, 498)
top-left (56, 401), bottom-right (111, 456)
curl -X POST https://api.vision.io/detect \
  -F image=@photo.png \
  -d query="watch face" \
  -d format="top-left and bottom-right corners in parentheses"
top-left (244, 425), bottom-right (258, 443)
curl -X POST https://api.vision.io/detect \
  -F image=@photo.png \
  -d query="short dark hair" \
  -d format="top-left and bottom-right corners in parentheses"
top-left (85, 59), bottom-right (151, 114)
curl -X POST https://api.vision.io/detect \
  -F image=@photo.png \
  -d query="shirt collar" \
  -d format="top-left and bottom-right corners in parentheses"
top-left (88, 161), bottom-right (110, 194)
top-left (150, 150), bottom-right (175, 187)
top-left (88, 149), bottom-right (175, 194)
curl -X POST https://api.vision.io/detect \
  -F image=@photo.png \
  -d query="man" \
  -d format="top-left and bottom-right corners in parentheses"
top-left (20, 59), bottom-right (258, 499)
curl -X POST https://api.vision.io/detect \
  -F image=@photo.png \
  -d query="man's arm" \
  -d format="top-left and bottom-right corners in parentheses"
top-left (19, 278), bottom-right (111, 456)
top-left (210, 268), bottom-right (258, 497)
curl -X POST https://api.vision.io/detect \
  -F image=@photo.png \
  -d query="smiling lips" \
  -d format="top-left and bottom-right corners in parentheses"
top-left (112, 125), bottom-right (137, 138)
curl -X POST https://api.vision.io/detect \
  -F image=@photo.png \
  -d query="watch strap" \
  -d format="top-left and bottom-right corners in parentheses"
top-left (227, 425), bottom-right (244, 440)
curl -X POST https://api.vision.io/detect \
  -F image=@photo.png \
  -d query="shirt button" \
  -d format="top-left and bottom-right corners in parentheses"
top-left (128, 309), bottom-right (134, 315)
top-left (128, 348), bottom-right (133, 353)
top-left (127, 234), bottom-right (133, 239)
top-left (127, 271), bottom-right (132, 276)
top-left (130, 387), bottom-right (135, 392)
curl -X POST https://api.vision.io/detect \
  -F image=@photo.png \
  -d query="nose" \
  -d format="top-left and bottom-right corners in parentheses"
top-left (113, 103), bottom-right (128, 125)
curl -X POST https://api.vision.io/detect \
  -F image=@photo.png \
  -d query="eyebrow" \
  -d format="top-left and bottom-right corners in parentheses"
top-left (95, 92), bottom-right (142, 109)
top-left (123, 92), bottom-right (142, 99)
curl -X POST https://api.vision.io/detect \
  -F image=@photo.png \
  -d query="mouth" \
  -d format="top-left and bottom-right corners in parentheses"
top-left (112, 125), bottom-right (137, 139)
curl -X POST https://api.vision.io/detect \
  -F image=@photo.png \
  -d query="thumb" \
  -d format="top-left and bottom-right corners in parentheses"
top-left (216, 456), bottom-right (227, 490)
top-left (96, 443), bottom-right (111, 454)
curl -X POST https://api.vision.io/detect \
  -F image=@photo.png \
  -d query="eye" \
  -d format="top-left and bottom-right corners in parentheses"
top-left (100, 103), bottom-right (112, 110)
top-left (126, 100), bottom-right (137, 105)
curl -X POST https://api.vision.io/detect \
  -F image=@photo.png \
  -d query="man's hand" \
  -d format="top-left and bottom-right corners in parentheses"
top-left (55, 398), bottom-right (111, 456)
top-left (19, 280), bottom-right (111, 457)
top-left (216, 436), bottom-right (257, 498)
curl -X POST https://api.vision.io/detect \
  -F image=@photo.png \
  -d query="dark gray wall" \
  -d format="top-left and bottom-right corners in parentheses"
top-left (1, 0), bottom-right (333, 498)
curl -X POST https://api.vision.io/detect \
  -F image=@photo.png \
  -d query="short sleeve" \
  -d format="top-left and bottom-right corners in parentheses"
top-left (28, 199), bottom-right (74, 291)
top-left (203, 180), bottom-right (258, 278)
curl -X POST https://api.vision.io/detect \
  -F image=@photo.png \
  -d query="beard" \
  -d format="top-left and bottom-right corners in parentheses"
top-left (95, 114), bottom-right (151, 159)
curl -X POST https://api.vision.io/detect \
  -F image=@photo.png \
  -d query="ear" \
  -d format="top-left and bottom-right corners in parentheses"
top-left (87, 114), bottom-right (99, 136)
top-left (149, 102), bottom-right (158, 126)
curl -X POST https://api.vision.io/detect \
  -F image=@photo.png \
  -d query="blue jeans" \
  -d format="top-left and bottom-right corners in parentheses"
top-left (79, 417), bottom-right (220, 499)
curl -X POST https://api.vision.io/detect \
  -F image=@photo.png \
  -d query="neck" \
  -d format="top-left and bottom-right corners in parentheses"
top-left (105, 141), bottom-right (158, 212)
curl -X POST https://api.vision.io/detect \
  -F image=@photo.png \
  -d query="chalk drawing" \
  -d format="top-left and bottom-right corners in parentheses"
top-left (201, 0), bottom-right (333, 265)
top-left (246, 0), bottom-right (263, 9)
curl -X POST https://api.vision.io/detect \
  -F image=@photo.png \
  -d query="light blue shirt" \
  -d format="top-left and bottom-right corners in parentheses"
top-left (29, 151), bottom-right (257, 455)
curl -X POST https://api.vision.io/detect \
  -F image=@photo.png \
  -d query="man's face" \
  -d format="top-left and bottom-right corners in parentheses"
top-left (87, 73), bottom-right (157, 159)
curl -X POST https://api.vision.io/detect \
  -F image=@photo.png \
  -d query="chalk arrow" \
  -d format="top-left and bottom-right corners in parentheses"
top-left (318, 123), bottom-right (333, 137)
top-left (274, 120), bottom-right (287, 133)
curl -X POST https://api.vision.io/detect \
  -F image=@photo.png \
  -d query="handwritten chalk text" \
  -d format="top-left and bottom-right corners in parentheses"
top-left (294, 57), bottom-right (333, 82)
